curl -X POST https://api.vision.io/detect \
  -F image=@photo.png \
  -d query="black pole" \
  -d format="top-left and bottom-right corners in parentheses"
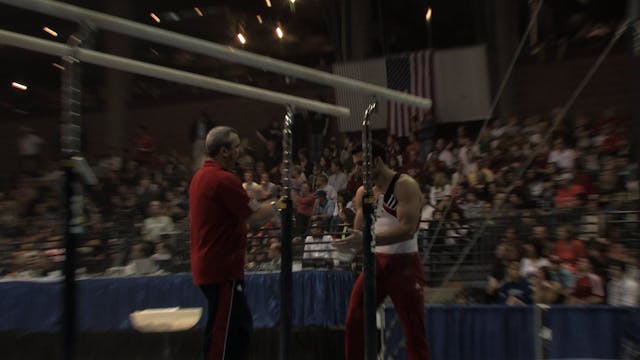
top-left (279, 198), bottom-right (293, 360)
top-left (279, 108), bottom-right (294, 360)
top-left (62, 163), bottom-right (77, 360)
top-left (361, 101), bottom-right (378, 360)
top-left (61, 24), bottom-right (92, 360)
top-left (628, 1), bottom-right (640, 185)
top-left (361, 196), bottom-right (377, 360)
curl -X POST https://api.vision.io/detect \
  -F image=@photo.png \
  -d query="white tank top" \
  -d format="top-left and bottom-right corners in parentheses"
top-left (374, 173), bottom-right (419, 254)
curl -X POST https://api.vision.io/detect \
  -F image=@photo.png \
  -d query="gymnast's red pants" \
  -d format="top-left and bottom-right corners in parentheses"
top-left (345, 252), bottom-right (430, 360)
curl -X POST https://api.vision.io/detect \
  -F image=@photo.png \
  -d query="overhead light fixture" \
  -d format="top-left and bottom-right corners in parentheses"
top-left (290, 0), bottom-right (296, 3)
top-left (256, 15), bottom-right (263, 24)
top-left (425, 8), bottom-right (432, 23)
top-left (167, 12), bottom-right (180, 21)
top-left (52, 63), bottom-right (65, 70)
top-left (150, 12), bottom-right (161, 23)
top-left (42, 26), bottom-right (58, 37)
top-left (265, 0), bottom-right (272, 7)
top-left (237, 33), bottom-right (247, 45)
top-left (11, 82), bottom-right (27, 91)
top-left (276, 26), bottom-right (284, 39)
top-left (194, 7), bottom-right (203, 16)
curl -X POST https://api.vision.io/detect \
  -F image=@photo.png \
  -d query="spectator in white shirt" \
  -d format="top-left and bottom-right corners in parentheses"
top-left (18, 126), bottom-right (44, 174)
top-left (419, 191), bottom-right (435, 230)
top-left (458, 136), bottom-right (476, 174)
top-left (430, 171), bottom-right (452, 206)
top-left (520, 243), bottom-right (551, 279)
top-left (242, 170), bottom-right (260, 199)
top-left (316, 174), bottom-right (337, 202)
top-left (142, 201), bottom-right (175, 243)
top-left (303, 221), bottom-right (335, 262)
top-left (490, 118), bottom-right (508, 139)
top-left (607, 261), bottom-right (639, 306)
top-left (328, 160), bottom-right (347, 193)
top-left (428, 138), bottom-right (455, 169)
top-left (548, 138), bottom-right (576, 169)
top-left (257, 172), bottom-right (278, 201)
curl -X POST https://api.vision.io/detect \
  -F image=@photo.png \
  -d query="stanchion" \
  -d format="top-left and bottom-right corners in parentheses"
top-left (279, 107), bottom-right (294, 360)
top-left (361, 100), bottom-right (377, 360)
top-left (60, 24), bottom-right (93, 360)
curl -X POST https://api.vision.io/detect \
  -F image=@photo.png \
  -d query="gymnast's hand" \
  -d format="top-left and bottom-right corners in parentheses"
top-left (333, 229), bottom-right (362, 251)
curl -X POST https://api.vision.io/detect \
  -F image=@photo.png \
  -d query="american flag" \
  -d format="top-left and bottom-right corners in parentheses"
top-left (332, 50), bottom-right (433, 134)
top-left (386, 51), bottom-right (432, 137)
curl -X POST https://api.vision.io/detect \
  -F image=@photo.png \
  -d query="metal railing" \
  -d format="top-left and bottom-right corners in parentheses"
top-left (420, 205), bottom-right (640, 286)
top-left (2, 206), bottom-right (639, 279)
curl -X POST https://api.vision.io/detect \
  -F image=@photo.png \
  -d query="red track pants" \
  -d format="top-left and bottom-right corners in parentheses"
top-left (345, 252), bottom-right (430, 360)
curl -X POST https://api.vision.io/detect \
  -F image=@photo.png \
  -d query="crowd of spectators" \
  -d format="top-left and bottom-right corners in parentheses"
top-left (0, 126), bottom-right (193, 278)
top-left (416, 108), bottom-right (640, 306)
top-left (0, 107), bottom-right (638, 307)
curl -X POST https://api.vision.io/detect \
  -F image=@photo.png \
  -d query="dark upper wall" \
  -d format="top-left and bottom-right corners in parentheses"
top-left (511, 53), bottom-right (635, 118)
top-left (0, 87), bottom-right (333, 178)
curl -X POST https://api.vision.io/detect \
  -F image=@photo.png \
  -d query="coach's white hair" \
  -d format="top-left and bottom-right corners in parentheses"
top-left (205, 126), bottom-right (238, 157)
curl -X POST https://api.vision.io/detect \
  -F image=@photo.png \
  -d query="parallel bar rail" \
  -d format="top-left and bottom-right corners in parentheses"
top-left (0, 30), bottom-right (350, 118)
top-left (0, 0), bottom-right (432, 110)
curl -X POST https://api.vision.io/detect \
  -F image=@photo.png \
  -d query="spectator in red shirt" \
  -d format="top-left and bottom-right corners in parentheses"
top-left (554, 225), bottom-right (586, 265)
top-left (599, 123), bottom-right (624, 155)
top-left (133, 125), bottom-right (156, 164)
top-left (346, 147), bottom-right (363, 199)
top-left (554, 171), bottom-right (586, 208)
top-left (189, 126), bottom-right (277, 360)
top-left (293, 182), bottom-right (315, 235)
top-left (568, 257), bottom-right (605, 305)
top-left (402, 149), bottom-right (423, 178)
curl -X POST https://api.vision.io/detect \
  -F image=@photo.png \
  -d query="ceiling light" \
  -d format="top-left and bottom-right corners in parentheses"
top-left (425, 8), bottom-right (432, 22)
top-left (150, 12), bottom-right (160, 23)
top-left (42, 26), bottom-right (58, 37)
top-left (167, 12), bottom-right (180, 21)
top-left (290, 0), bottom-right (296, 3)
top-left (194, 7), bottom-right (203, 16)
top-left (276, 26), bottom-right (284, 39)
top-left (265, 0), bottom-right (272, 7)
top-left (256, 15), bottom-right (263, 24)
top-left (237, 33), bottom-right (247, 45)
top-left (11, 82), bottom-right (27, 91)
top-left (52, 63), bottom-right (65, 70)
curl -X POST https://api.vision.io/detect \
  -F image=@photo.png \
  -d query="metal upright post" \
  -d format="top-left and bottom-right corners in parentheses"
top-left (279, 107), bottom-right (294, 360)
top-left (60, 24), bottom-right (92, 360)
top-left (628, 1), bottom-right (640, 183)
top-left (361, 100), bottom-right (378, 360)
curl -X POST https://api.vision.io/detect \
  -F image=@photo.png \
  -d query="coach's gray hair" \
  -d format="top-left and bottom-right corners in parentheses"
top-left (205, 126), bottom-right (238, 157)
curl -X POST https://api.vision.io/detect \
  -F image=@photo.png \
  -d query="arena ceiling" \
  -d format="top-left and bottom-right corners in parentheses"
top-left (0, 0), bottom-right (627, 120)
